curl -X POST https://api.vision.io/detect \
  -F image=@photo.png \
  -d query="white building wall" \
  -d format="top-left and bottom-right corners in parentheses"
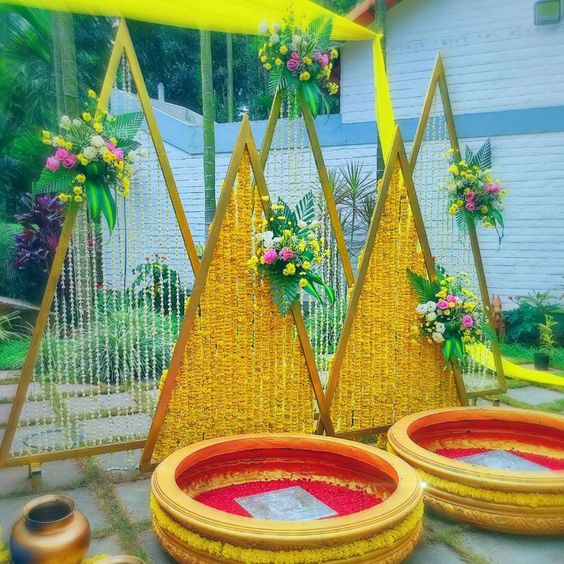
top-left (338, 0), bottom-right (564, 303)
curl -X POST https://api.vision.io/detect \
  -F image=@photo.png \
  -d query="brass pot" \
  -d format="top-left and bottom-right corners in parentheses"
top-left (10, 494), bottom-right (91, 564)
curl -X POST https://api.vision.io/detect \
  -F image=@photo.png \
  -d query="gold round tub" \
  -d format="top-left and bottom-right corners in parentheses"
top-left (387, 407), bottom-right (564, 535)
top-left (150, 433), bottom-right (423, 563)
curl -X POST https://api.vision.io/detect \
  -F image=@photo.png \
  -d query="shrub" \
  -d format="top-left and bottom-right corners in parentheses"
top-left (0, 222), bottom-right (24, 299)
top-left (505, 289), bottom-right (564, 346)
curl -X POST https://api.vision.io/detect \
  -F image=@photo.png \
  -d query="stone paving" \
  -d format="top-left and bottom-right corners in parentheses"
top-left (1, 371), bottom-right (564, 562)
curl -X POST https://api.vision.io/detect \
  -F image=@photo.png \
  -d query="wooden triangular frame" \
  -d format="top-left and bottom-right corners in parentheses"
top-left (140, 115), bottom-right (335, 471)
top-left (259, 91), bottom-right (355, 289)
top-left (409, 53), bottom-right (506, 398)
top-left (0, 18), bottom-right (199, 468)
top-left (317, 126), bottom-right (468, 439)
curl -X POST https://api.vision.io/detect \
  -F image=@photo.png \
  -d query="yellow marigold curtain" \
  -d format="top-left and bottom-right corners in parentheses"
top-left (3, 0), bottom-right (396, 160)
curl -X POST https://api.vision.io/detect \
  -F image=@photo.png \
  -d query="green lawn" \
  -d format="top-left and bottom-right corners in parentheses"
top-left (500, 342), bottom-right (564, 371)
top-left (0, 338), bottom-right (30, 370)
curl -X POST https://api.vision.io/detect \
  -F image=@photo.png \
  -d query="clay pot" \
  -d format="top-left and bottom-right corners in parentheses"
top-left (10, 495), bottom-right (90, 564)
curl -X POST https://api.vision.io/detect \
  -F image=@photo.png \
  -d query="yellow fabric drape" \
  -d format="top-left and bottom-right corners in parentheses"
top-left (3, 0), bottom-right (396, 161)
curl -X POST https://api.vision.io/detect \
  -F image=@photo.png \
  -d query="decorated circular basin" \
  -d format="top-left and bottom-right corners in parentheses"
top-left (387, 407), bottom-right (564, 535)
top-left (150, 434), bottom-right (423, 563)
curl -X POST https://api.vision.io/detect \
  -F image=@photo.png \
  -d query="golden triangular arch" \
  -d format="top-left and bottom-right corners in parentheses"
top-left (0, 18), bottom-right (199, 467)
top-left (318, 126), bottom-right (467, 439)
top-left (409, 53), bottom-right (506, 398)
top-left (140, 115), bottom-right (335, 470)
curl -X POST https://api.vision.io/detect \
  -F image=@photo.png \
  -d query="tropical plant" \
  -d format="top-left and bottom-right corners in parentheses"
top-left (538, 315), bottom-right (558, 356)
top-left (0, 311), bottom-right (27, 341)
top-left (505, 289), bottom-right (564, 345)
top-left (131, 254), bottom-right (191, 315)
top-left (0, 222), bottom-right (25, 298)
top-left (13, 193), bottom-right (64, 302)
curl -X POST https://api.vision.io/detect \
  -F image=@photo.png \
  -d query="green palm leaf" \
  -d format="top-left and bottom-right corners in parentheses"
top-left (104, 112), bottom-right (143, 142)
top-left (33, 168), bottom-right (75, 195)
top-left (100, 185), bottom-right (117, 232)
top-left (474, 139), bottom-right (492, 170)
top-left (295, 192), bottom-right (315, 223)
top-left (268, 271), bottom-right (300, 316)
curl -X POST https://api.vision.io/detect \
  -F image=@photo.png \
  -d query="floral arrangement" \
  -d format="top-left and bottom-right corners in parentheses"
top-left (36, 88), bottom-right (143, 231)
top-left (443, 140), bottom-right (507, 243)
top-left (258, 16), bottom-right (339, 117)
top-left (248, 192), bottom-right (335, 316)
top-left (408, 266), bottom-right (491, 362)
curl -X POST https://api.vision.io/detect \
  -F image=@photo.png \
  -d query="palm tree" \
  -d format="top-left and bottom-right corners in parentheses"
top-left (200, 30), bottom-right (216, 234)
top-left (51, 11), bottom-right (79, 116)
top-left (226, 33), bottom-right (234, 122)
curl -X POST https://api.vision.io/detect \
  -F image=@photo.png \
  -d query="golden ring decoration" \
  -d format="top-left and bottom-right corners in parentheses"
top-left (387, 407), bottom-right (564, 535)
top-left (150, 433), bottom-right (423, 563)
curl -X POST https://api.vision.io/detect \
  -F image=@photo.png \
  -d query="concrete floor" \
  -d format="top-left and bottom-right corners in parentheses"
top-left (1, 374), bottom-right (563, 563)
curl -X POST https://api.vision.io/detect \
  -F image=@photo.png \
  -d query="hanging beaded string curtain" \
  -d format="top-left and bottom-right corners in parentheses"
top-left (141, 117), bottom-right (333, 468)
top-left (0, 20), bottom-right (198, 467)
top-left (409, 54), bottom-right (505, 397)
top-left (319, 127), bottom-right (465, 440)
top-left (261, 93), bottom-right (354, 387)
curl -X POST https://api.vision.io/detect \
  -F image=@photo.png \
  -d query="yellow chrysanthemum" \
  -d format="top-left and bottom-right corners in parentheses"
top-left (82, 112), bottom-right (92, 122)
top-left (299, 71), bottom-right (311, 81)
top-left (72, 186), bottom-right (83, 195)
top-left (279, 45), bottom-right (288, 55)
top-left (299, 278), bottom-right (308, 288)
top-left (87, 89), bottom-right (97, 98)
top-left (302, 261), bottom-right (311, 270)
top-left (73, 195), bottom-right (83, 203)
top-left (283, 263), bottom-right (296, 276)
top-left (275, 58), bottom-right (283, 67)
top-left (93, 122), bottom-right (103, 133)
top-left (303, 56), bottom-right (312, 65)
top-left (264, 63), bottom-right (272, 70)
top-left (260, 55), bottom-right (267, 63)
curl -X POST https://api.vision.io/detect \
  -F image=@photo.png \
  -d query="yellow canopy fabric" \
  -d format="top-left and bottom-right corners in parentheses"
top-left (2, 0), bottom-right (396, 160)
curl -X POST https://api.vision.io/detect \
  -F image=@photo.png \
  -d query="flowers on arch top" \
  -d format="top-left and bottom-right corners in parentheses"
top-left (36, 88), bottom-right (144, 232)
top-left (258, 16), bottom-right (339, 118)
top-left (442, 140), bottom-right (507, 244)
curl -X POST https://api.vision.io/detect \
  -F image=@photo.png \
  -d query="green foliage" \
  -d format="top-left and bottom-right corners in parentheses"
top-left (538, 315), bottom-right (558, 355)
top-left (500, 342), bottom-right (564, 371)
top-left (0, 311), bottom-right (28, 341)
top-left (505, 289), bottom-right (564, 345)
top-left (465, 139), bottom-right (492, 170)
top-left (0, 337), bottom-right (30, 370)
top-left (0, 222), bottom-right (24, 298)
top-left (131, 254), bottom-right (191, 315)
top-left (42, 304), bottom-right (181, 384)
top-left (406, 269), bottom-right (440, 303)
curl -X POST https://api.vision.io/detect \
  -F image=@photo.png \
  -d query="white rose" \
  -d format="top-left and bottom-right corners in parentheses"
top-left (416, 304), bottom-right (428, 315)
top-left (434, 322), bottom-right (446, 334)
top-left (258, 22), bottom-right (269, 35)
top-left (52, 136), bottom-right (62, 147)
top-left (127, 150), bottom-right (137, 162)
top-left (272, 23), bottom-right (281, 33)
top-left (426, 312), bottom-right (437, 322)
top-left (73, 119), bottom-right (82, 127)
top-left (270, 33), bottom-right (280, 44)
top-left (83, 146), bottom-right (98, 160)
top-left (432, 332), bottom-right (445, 343)
top-left (91, 135), bottom-right (105, 148)
top-left (297, 220), bottom-right (307, 229)
top-left (426, 301), bottom-right (437, 311)
top-left (59, 115), bottom-right (71, 129)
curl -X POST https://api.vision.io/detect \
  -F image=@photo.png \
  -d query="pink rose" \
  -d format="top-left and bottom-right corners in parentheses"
top-left (464, 191), bottom-right (475, 201)
top-left (62, 153), bottom-right (77, 168)
top-left (462, 314), bottom-right (474, 328)
top-left (287, 51), bottom-right (300, 71)
top-left (316, 51), bottom-right (329, 67)
top-left (46, 156), bottom-right (60, 172)
top-left (106, 141), bottom-right (116, 152)
top-left (437, 300), bottom-right (449, 310)
top-left (263, 248), bottom-right (277, 264)
top-left (466, 202), bottom-right (476, 212)
top-left (112, 147), bottom-right (124, 161)
top-left (54, 148), bottom-right (69, 160)
top-left (446, 294), bottom-right (458, 303)
top-left (486, 183), bottom-right (500, 194)
top-left (279, 247), bottom-right (293, 261)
